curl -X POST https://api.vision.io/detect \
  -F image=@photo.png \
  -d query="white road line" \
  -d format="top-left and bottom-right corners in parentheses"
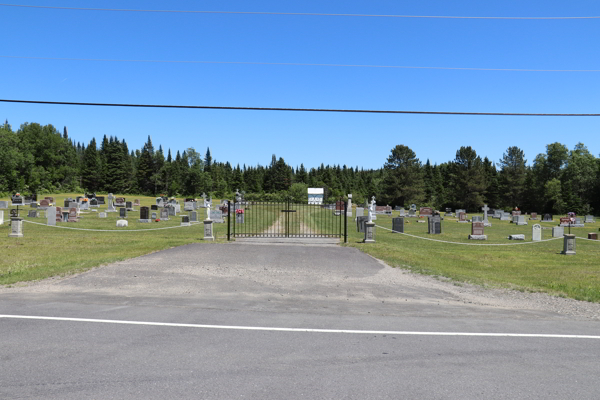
top-left (1, 315), bottom-right (599, 339)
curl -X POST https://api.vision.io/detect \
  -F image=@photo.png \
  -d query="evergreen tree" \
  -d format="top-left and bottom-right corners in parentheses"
top-left (381, 145), bottom-right (424, 207)
top-left (81, 138), bottom-right (100, 192)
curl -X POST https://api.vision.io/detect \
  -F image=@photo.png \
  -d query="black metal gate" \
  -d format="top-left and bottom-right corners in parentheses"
top-left (227, 199), bottom-right (347, 242)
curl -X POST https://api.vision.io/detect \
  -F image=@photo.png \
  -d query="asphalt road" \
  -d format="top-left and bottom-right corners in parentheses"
top-left (1, 242), bottom-right (599, 399)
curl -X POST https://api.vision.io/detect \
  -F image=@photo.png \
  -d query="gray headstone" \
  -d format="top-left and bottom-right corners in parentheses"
top-left (532, 224), bottom-right (542, 241)
top-left (562, 234), bottom-right (576, 255)
top-left (584, 215), bottom-right (595, 223)
top-left (355, 207), bottom-right (364, 218)
top-left (160, 208), bottom-right (169, 220)
top-left (46, 206), bottom-right (56, 226)
top-left (392, 217), bottom-right (404, 233)
top-left (98, 212), bottom-right (107, 218)
top-left (28, 210), bottom-right (38, 218)
top-left (428, 215), bottom-right (442, 234)
top-left (151, 212), bottom-right (157, 219)
top-left (0, 210), bottom-right (4, 225)
top-left (356, 216), bottom-right (368, 233)
top-left (509, 234), bottom-right (525, 240)
top-left (210, 209), bottom-right (224, 223)
top-left (190, 211), bottom-right (197, 222)
top-left (552, 226), bottom-right (564, 238)
top-left (516, 215), bottom-right (527, 226)
top-left (0, 201), bottom-right (8, 209)
top-left (471, 216), bottom-right (482, 223)
top-left (119, 208), bottom-right (127, 219)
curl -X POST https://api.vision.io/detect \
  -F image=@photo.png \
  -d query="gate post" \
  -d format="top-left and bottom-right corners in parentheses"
top-left (344, 200), bottom-right (347, 243)
top-left (227, 200), bottom-right (231, 241)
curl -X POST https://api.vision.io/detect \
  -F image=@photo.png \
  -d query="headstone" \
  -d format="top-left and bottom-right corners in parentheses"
top-left (39, 199), bottom-right (50, 209)
top-left (151, 212), bottom-right (157, 220)
top-left (516, 215), bottom-right (527, 226)
top-left (512, 210), bottom-right (521, 216)
top-left (80, 200), bottom-right (89, 211)
top-left (471, 216), bottom-right (482, 223)
top-left (134, 199), bottom-right (140, 207)
top-left (203, 219), bottom-right (214, 241)
top-left (46, 206), bottom-right (56, 226)
top-left (0, 210), bottom-right (3, 225)
top-left (347, 194), bottom-right (352, 217)
top-left (115, 197), bottom-right (126, 207)
top-left (139, 206), bottom-right (151, 223)
top-left (235, 211), bottom-right (245, 224)
top-left (90, 198), bottom-right (99, 208)
top-left (420, 207), bottom-right (433, 218)
top-left (530, 212), bottom-right (538, 220)
top-left (469, 221), bottom-right (487, 240)
top-left (190, 211), bottom-right (197, 222)
top-left (532, 224), bottom-right (542, 241)
top-left (62, 211), bottom-right (69, 222)
top-left (184, 202), bottom-right (195, 211)
top-left (588, 233), bottom-right (598, 240)
top-left (559, 217), bottom-right (572, 227)
top-left (399, 208), bottom-right (406, 217)
top-left (363, 220), bottom-right (375, 243)
top-left (27, 210), bottom-right (38, 218)
top-left (392, 217), bottom-right (404, 233)
top-left (572, 217), bottom-right (585, 227)
top-left (552, 226), bottom-right (564, 238)
top-left (160, 208), bottom-right (169, 220)
top-left (30, 202), bottom-right (38, 209)
top-left (96, 196), bottom-right (105, 205)
top-left (11, 194), bottom-right (23, 205)
top-left (98, 212), bottom-right (107, 218)
top-left (493, 209), bottom-right (502, 219)
top-left (181, 215), bottom-right (190, 226)
top-left (64, 199), bottom-right (71, 208)
top-left (408, 209), bottom-right (416, 217)
top-left (68, 207), bottom-right (78, 222)
top-left (151, 205), bottom-right (158, 210)
top-left (500, 212), bottom-right (510, 221)
top-left (210, 209), bottom-right (224, 223)
top-left (116, 220), bottom-right (128, 228)
top-left (481, 204), bottom-right (490, 223)
top-left (119, 208), bottom-right (127, 219)
top-left (428, 215), bottom-right (442, 234)
top-left (106, 194), bottom-right (117, 212)
top-left (542, 214), bottom-right (553, 222)
top-left (508, 234), bottom-right (525, 240)
top-left (356, 216), bottom-right (368, 233)
top-left (126, 201), bottom-right (134, 211)
top-left (458, 212), bottom-right (468, 223)
top-left (562, 234), bottom-right (576, 255)
top-left (44, 196), bottom-right (54, 204)
top-left (584, 215), bottom-right (595, 223)
top-left (0, 201), bottom-right (8, 209)
top-left (355, 207), bottom-right (364, 219)
top-left (9, 217), bottom-right (24, 238)
top-left (410, 204), bottom-right (417, 211)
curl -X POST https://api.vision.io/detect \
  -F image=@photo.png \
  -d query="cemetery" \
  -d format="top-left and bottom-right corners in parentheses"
top-left (1, 192), bottom-right (600, 303)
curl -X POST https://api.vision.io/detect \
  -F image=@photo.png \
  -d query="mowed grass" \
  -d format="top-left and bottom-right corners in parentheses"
top-left (3, 195), bottom-right (600, 303)
top-left (344, 212), bottom-right (600, 302)
top-left (0, 193), bottom-right (229, 285)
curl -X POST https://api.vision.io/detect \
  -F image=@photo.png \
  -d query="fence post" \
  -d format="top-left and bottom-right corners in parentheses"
top-left (227, 200), bottom-right (231, 241)
top-left (344, 200), bottom-right (347, 243)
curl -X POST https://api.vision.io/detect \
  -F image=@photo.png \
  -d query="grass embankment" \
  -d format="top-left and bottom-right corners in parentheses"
top-left (345, 212), bottom-right (600, 302)
top-left (0, 194), bottom-right (228, 285)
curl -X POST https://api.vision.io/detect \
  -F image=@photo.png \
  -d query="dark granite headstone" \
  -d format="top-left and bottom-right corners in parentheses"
top-left (119, 208), bottom-right (127, 218)
top-left (392, 217), bottom-right (404, 233)
top-left (151, 205), bottom-right (158, 210)
top-left (140, 206), bottom-right (149, 220)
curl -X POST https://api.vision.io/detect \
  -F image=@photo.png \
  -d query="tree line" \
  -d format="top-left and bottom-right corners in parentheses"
top-left (1, 121), bottom-right (599, 214)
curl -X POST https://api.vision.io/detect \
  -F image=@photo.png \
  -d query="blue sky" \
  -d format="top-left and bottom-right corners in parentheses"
top-left (2, 1), bottom-right (599, 170)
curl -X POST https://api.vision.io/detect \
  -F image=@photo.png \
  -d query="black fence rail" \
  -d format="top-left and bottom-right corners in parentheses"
top-left (227, 199), bottom-right (347, 242)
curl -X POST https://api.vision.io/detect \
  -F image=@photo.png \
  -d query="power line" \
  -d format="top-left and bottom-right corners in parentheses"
top-left (1, 99), bottom-right (598, 117)
top-left (1, 4), bottom-right (598, 19)
top-left (2, 55), bottom-right (598, 72)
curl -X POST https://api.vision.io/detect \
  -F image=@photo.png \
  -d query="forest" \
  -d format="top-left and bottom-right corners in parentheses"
top-left (1, 120), bottom-right (599, 214)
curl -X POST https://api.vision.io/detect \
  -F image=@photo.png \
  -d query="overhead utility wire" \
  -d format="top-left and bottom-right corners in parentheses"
top-left (2, 56), bottom-right (598, 72)
top-left (1, 4), bottom-right (598, 19)
top-left (1, 99), bottom-right (598, 117)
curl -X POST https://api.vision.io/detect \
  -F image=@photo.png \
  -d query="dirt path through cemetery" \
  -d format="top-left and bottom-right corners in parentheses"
top-left (263, 214), bottom-right (318, 236)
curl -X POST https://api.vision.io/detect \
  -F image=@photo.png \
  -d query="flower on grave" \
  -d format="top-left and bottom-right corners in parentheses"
top-left (155, 219), bottom-right (160, 222)
top-left (15, 192), bottom-right (20, 196)
top-left (236, 209), bottom-right (244, 214)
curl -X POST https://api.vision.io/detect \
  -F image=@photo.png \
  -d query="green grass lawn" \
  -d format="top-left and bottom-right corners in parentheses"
top-left (0, 193), bottom-right (229, 285)
top-left (2, 196), bottom-right (600, 303)
top-left (344, 212), bottom-right (600, 302)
